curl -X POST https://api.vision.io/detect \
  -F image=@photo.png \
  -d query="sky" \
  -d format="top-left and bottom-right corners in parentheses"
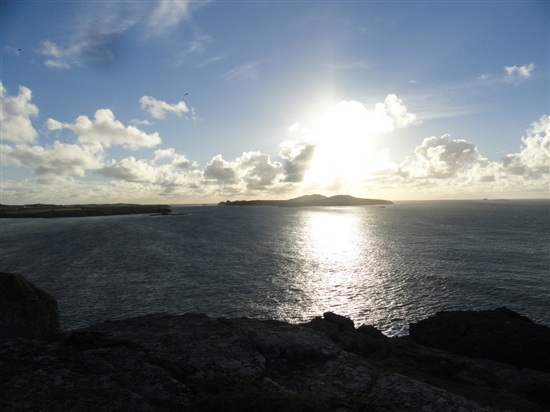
top-left (1, 0), bottom-right (549, 205)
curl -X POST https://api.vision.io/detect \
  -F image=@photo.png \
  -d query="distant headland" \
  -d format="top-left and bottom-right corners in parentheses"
top-left (218, 194), bottom-right (393, 207)
top-left (0, 203), bottom-right (173, 218)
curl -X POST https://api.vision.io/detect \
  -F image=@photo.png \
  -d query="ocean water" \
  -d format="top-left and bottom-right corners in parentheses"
top-left (1, 199), bottom-right (549, 336)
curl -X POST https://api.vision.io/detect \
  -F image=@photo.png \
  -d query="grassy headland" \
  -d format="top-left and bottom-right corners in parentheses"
top-left (0, 203), bottom-right (172, 218)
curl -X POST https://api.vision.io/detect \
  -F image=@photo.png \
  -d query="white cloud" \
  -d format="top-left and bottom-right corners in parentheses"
top-left (97, 156), bottom-right (157, 183)
top-left (360, 117), bottom-right (550, 198)
top-left (201, 152), bottom-right (286, 191)
top-left (0, 83), bottom-right (39, 144)
top-left (373, 94), bottom-right (420, 131)
top-left (504, 63), bottom-right (535, 83)
top-left (0, 141), bottom-right (102, 178)
top-left (501, 115), bottom-right (550, 177)
top-left (2, 81), bottom-right (548, 203)
top-left (203, 155), bottom-right (238, 184)
top-left (399, 134), bottom-right (485, 179)
top-left (38, 40), bottom-right (71, 69)
top-left (154, 148), bottom-right (197, 169)
top-left (148, 0), bottom-right (211, 33)
top-left (140, 96), bottom-right (190, 120)
top-left (149, 0), bottom-right (190, 32)
top-left (279, 140), bottom-right (316, 183)
top-left (47, 109), bottom-right (162, 150)
top-left (287, 122), bottom-right (310, 134)
top-left (237, 151), bottom-right (284, 189)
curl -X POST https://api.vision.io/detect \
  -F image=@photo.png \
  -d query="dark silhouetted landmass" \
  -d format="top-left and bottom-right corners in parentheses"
top-left (219, 194), bottom-right (393, 207)
top-left (0, 203), bottom-right (172, 218)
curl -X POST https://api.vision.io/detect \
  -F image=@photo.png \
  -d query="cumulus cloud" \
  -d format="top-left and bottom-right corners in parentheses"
top-left (96, 156), bottom-right (157, 183)
top-left (0, 83), bottom-right (39, 144)
top-left (372, 94), bottom-right (420, 131)
top-left (0, 141), bottom-right (102, 178)
top-left (201, 152), bottom-right (286, 191)
top-left (237, 151), bottom-right (284, 189)
top-left (504, 63), bottom-right (535, 83)
top-left (203, 155), bottom-right (238, 184)
top-left (46, 109), bottom-right (161, 150)
top-left (501, 115), bottom-right (550, 177)
top-left (287, 122), bottom-right (310, 134)
top-left (362, 116), bottom-right (549, 198)
top-left (154, 148), bottom-right (197, 169)
top-left (399, 134), bottom-right (484, 179)
top-left (140, 96), bottom-right (189, 119)
top-left (279, 140), bottom-right (316, 183)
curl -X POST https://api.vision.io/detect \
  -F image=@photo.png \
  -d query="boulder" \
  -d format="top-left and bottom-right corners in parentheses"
top-left (409, 307), bottom-right (550, 373)
top-left (0, 272), bottom-right (61, 340)
top-left (323, 311), bottom-right (355, 331)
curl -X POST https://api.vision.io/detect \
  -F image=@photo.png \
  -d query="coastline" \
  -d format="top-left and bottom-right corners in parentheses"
top-left (0, 203), bottom-right (172, 218)
top-left (2, 271), bottom-right (550, 412)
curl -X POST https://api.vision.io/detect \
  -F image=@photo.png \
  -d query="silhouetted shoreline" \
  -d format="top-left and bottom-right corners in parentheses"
top-left (0, 203), bottom-right (172, 218)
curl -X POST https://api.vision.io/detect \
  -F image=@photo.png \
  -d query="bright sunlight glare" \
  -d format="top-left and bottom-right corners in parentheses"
top-left (303, 100), bottom-right (395, 189)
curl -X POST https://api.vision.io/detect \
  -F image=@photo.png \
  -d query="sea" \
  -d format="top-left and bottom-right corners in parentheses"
top-left (1, 199), bottom-right (549, 337)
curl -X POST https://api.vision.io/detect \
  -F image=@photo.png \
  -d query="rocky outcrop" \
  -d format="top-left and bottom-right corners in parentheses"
top-left (409, 307), bottom-right (550, 373)
top-left (1, 274), bottom-right (550, 411)
top-left (0, 272), bottom-right (61, 340)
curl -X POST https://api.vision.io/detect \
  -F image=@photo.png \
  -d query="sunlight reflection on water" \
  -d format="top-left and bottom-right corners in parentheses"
top-left (271, 207), bottom-right (388, 329)
top-left (1, 200), bottom-right (549, 336)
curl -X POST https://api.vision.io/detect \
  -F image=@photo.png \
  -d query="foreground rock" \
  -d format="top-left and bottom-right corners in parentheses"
top-left (0, 272), bottom-right (61, 340)
top-left (409, 307), bottom-right (550, 373)
top-left (1, 274), bottom-right (550, 411)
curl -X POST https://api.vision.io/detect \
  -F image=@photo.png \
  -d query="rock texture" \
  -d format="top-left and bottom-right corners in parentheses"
top-left (0, 272), bottom-right (61, 340)
top-left (409, 307), bottom-right (550, 373)
top-left (2, 274), bottom-right (550, 412)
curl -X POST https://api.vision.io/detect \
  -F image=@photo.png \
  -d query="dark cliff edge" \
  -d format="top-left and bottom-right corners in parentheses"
top-left (0, 203), bottom-right (172, 218)
top-left (218, 194), bottom-right (393, 207)
top-left (1, 272), bottom-right (549, 412)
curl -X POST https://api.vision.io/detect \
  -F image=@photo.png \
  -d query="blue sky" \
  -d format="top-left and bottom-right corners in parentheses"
top-left (1, 0), bottom-right (548, 204)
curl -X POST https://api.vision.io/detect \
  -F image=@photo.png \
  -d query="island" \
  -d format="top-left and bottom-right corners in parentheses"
top-left (0, 203), bottom-right (173, 218)
top-left (219, 194), bottom-right (393, 207)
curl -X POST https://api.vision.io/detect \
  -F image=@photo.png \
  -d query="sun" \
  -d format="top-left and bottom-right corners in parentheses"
top-left (303, 101), bottom-right (380, 188)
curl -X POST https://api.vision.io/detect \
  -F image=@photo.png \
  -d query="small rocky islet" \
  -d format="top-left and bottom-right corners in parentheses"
top-left (1, 271), bottom-right (550, 412)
